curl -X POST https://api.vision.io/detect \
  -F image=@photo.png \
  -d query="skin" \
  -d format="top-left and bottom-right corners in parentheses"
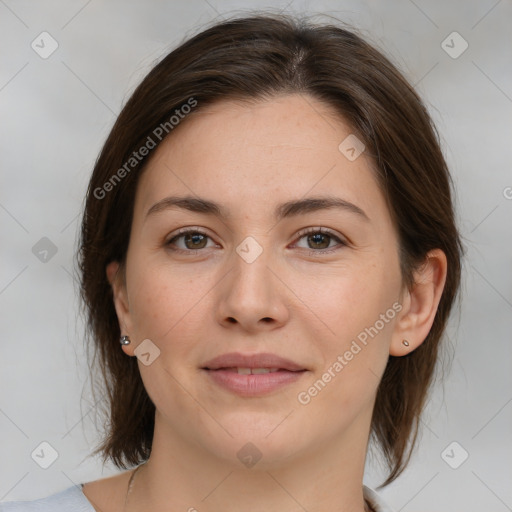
top-left (82, 94), bottom-right (447, 512)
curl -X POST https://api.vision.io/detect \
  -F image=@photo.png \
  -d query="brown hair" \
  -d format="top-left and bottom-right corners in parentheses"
top-left (78, 13), bottom-right (463, 486)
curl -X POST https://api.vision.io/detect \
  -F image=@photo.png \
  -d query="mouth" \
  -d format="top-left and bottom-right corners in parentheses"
top-left (201, 353), bottom-right (308, 396)
top-left (211, 367), bottom-right (295, 374)
top-left (202, 352), bottom-right (307, 372)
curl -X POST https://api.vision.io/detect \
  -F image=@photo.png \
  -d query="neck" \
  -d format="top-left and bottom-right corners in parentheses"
top-left (124, 413), bottom-right (373, 512)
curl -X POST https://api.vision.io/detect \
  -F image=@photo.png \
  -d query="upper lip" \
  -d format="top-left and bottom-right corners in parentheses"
top-left (202, 352), bottom-right (306, 371)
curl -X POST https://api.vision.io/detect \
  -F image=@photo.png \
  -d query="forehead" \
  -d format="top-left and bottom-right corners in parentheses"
top-left (135, 94), bottom-right (387, 223)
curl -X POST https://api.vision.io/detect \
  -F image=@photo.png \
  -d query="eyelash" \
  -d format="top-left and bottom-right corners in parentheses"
top-left (165, 226), bottom-right (347, 256)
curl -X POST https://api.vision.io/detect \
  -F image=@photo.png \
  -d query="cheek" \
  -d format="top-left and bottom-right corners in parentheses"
top-left (131, 281), bottom-right (170, 339)
top-left (295, 272), bottom-right (397, 425)
top-left (127, 257), bottom-right (197, 341)
top-left (302, 259), bottom-right (400, 391)
top-left (309, 261), bottom-right (399, 336)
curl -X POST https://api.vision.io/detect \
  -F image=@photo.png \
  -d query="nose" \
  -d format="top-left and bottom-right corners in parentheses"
top-left (216, 243), bottom-right (289, 333)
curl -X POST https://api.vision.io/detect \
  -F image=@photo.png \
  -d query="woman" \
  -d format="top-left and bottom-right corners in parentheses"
top-left (1, 13), bottom-right (462, 512)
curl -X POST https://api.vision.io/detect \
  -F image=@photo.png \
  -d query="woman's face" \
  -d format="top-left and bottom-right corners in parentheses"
top-left (110, 94), bottom-right (407, 468)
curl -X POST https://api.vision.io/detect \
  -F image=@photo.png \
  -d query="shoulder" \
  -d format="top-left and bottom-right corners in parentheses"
top-left (0, 485), bottom-right (95, 512)
top-left (0, 470), bottom-right (132, 512)
top-left (363, 485), bottom-right (396, 512)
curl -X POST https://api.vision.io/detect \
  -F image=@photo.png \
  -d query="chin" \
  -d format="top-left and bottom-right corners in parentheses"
top-left (199, 414), bottom-right (309, 469)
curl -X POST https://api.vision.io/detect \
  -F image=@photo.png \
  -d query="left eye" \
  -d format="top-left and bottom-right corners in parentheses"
top-left (166, 228), bottom-right (346, 254)
top-left (293, 228), bottom-right (346, 253)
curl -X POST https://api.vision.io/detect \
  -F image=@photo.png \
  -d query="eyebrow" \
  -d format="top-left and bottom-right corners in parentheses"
top-left (145, 195), bottom-right (370, 222)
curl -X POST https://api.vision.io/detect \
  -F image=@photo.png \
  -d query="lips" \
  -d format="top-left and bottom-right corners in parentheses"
top-left (202, 352), bottom-right (307, 396)
top-left (202, 352), bottom-right (306, 372)
top-left (222, 367), bottom-right (281, 374)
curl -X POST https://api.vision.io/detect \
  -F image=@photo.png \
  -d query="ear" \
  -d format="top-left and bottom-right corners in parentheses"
top-left (106, 261), bottom-right (135, 356)
top-left (390, 249), bottom-right (448, 356)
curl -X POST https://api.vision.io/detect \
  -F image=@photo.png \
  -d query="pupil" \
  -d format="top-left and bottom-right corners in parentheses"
top-left (186, 233), bottom-right (206, 249)
top-left (310, 233), bottom-right (329, 249)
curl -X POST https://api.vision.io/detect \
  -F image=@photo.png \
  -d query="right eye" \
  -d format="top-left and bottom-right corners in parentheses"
top-left (165, 228), bottom-right (217, 253)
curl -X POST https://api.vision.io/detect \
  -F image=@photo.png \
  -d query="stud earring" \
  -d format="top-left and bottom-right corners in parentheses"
top-left (402, 339), bottom-right (410, 347)
top-left (120, 335), bottom-right (131, 345)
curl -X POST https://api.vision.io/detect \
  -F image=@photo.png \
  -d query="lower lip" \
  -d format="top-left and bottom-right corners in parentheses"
top-left (204, 369), bottom-right (306, 396)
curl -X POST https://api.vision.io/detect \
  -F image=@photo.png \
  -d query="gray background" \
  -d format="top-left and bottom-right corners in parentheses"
top-left (1, 0), bottom-right (511, 510)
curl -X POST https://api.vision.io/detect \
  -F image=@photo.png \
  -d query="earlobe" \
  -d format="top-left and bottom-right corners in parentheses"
top-left (390, 249), bottom-right (448, 356)
top-left (106, 261), bottom-right (135, 356)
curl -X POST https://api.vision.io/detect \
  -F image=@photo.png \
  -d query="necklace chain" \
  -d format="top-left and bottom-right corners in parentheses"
top-left (124, 463), bottom-right (145, 510)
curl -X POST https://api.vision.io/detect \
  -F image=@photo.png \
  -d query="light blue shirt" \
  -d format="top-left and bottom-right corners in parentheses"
top-left (0, 483), bottom-right (395, 511)
top-left (0, 485), bottom-right (93, 512)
